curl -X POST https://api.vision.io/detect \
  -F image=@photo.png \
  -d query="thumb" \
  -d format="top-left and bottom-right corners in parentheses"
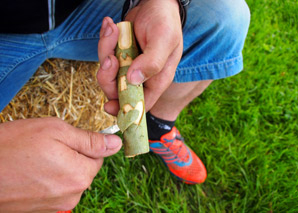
top-left (126, 26), bottom-right (179, 85)
top-left (61, 126), bottom-right (122, 159)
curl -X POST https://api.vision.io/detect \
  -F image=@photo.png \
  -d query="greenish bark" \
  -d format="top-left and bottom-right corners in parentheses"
top-left (116, 22), bottom-right (149, 157)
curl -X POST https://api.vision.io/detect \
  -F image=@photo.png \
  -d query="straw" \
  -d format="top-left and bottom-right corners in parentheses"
top-left (0, 59), bottom-right (116, 132)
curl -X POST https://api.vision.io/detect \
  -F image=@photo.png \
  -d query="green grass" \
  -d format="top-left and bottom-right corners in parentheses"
top-left (75, 0), bottom-right (298, 212)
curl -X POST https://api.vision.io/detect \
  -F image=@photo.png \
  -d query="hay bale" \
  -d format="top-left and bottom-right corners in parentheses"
top-left (0, 59), bottom-right (116, 132)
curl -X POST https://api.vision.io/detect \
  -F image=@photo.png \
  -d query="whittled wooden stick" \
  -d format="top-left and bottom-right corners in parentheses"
top-left (116, 21), bottom-right (149, 157)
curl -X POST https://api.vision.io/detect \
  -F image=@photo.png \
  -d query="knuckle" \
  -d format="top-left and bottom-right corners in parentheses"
top-left (149, 59), bottom-right (164, 74)
top-left (160, 23), bottom-right (181, 41)
top-left (38, 117), bottom-right (68, 135)
top-left (97, 79), bottom-right (109, 90)
top-left (97, 71), bottom-right (106, 85)
top-left (53, 191), bottom-right (82, 211)
top-left (63, 196), bottom-right (81, 211)
top-left (47, 117), bottom-right (66, 128)
top-left (74, 173), bottom-right (92, 192)
top-left (86, 131), bottom-right (105, 155)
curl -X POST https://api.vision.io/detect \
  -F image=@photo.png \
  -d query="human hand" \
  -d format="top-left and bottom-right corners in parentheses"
top-left (97, 0), bottom-right (183, 115)
top-left (0, 118), bottom-right (122, 212)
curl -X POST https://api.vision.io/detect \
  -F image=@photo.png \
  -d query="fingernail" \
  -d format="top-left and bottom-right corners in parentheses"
top-left (101, 56), bottom-right (111, 70)
top-left (104, 24), bottom-right (113, 37)
top-left (104, 135), bottom-right (122, 149)
top-left (130, 69), bottom-right (145, 85)
top-left (102, 18), bottom-right (108, 30)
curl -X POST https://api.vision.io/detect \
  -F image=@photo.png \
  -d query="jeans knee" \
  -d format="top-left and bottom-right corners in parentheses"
top-left (191, 0), bottom-right (249, 35)
top-left (187, 0), bottom-right (250, 44)
top-left (213, 0), bottom-right (251, 40)
top-left (187, 0), bottom-right (251, 55)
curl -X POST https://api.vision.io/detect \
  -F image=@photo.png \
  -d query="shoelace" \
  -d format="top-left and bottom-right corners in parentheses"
top-left (166, 135), bottom-right (189, 162)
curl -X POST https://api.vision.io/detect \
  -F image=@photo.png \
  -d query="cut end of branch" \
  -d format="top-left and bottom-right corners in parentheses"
top-left (125, 150), bottom-right (149, 158)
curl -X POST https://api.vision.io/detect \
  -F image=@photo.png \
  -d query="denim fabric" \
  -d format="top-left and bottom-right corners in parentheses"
top-left (175, 0), bottom-right (250, 82)
top-left (0, 0), bottom-right (250, 112)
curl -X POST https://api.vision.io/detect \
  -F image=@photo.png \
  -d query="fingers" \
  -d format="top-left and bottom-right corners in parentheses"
top-left (0, 117), bottom-right (118, 212)
top-left (97, 17), bottom-right (120, 101)
top-left (58, 123), bottom-right (122, 159)
top-left (98, 17), bottom-right (119, 63)
top-left (127, 24), bottom-right (180, 85)
top-left (97, 55), bottom-right (119, 100)
top-left (143, 64), bottom-right (175, 111)
top-left (143, 43), bottom-right (183, 111)
top-left (104, 100), bottom-right (120, 116)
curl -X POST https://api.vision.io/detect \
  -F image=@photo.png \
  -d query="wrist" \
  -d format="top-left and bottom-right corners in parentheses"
top-left (121, 0), bottom-right (191, 27)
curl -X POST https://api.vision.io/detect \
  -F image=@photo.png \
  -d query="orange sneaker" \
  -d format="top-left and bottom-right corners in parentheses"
top-left (149, 127), bottom-right (207, 184)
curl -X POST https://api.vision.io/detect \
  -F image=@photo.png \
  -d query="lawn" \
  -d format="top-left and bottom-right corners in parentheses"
top-left (74, 0), bottom-right (298, 212)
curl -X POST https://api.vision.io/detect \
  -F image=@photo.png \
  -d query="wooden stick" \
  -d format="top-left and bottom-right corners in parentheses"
top-left (116, 21), bottom-right (149, 158)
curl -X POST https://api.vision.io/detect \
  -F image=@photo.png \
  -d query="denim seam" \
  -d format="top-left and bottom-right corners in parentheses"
top-left (174, 55), bottom-right (243, 82)
top-left (0, 50), bottom-right (46, 84)
top-left (177, 55), bottom-right (243, 73)
top-left (47, 35), bottom-right (100, 51)
top-left (41, 34), bottom-right (49, 58)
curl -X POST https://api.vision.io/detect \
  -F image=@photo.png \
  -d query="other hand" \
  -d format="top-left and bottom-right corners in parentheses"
top-left (0, 117), bottom-right (122, 212)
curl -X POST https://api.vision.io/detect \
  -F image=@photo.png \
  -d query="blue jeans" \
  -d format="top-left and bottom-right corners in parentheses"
top-left (0, 0), bottom-right (250, 112)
